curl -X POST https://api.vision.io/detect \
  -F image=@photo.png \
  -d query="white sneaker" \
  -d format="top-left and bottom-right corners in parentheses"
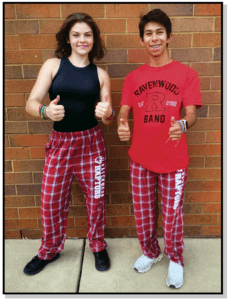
top-left (134, 252), bottom-right (163, 273)
top-left (166, 260), bottom-right (184, 289)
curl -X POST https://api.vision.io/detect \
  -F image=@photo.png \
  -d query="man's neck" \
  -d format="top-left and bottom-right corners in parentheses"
top-left (148, 53), bottom-right (171, 68)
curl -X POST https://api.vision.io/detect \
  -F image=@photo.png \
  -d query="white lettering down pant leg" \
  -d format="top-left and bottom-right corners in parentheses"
top-left (94, 156), bottom-right (106, 199)
top-left (174, 169), bottom-right (185, 210)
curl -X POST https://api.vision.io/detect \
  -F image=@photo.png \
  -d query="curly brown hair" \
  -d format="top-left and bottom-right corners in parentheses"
top-left (54, 13), bottom-right (105, 62)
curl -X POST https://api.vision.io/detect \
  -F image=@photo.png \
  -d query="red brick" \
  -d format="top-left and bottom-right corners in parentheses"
top-left (191, 63), bottom-right (221, 76)
top-left (185, 191), bottom-right (221, 203)
top-left (185, 181), bottom-right (204, 191)
top-left (23, 65), bottom-right (41, 79)
top-left (172, 18), bottom-right (213, 32)
top-left (5, 196), bottom-right (35, 207)
top-left (105, 228), bottom-right (130, 238)
top-left (5, 185), bottom-right (16, 195)
top-left (19, 35), bottom-right (56, 49)
top-left (18, 207), bottom-right (41, 218)
top-left (108, 158), bottom-right (129, 170)
top-left (106, 204), bottom-right (130, 216)
top-left (171, 48), bottom-right (212, 62)
top-left (184, 226), bottom-right (201, 237)
top-left (189, 119), bottom-right (221, 131)
top-left (185, 131), bottom-right (205, 144)
top-left (184, 214), bottom-right (217, 225)
top-left (5, 4), bottom-right (15, 19)
top-left (107, 35), bottom-right (140, 48)
top-left (110, 170), bottom-right (131, 181)
top-left (5, 66), bottom-right (22, 79)
top-left (5, 172), bottom-right (32, 184)
top-left (106, 182), bottom-right (129, 194)
top-left (193, 33), bottom-right (221, 47)
top-left (188, 157), bottom-right (204, 168)
top-left (214, 48), bottom-right (221, 61)
top-left (211, 77), bottom-right (221, 90)
top-left (106, 4), bottom-right (148, 18)
top-left (201, 91), bottom-right (221, 104)
top-left (194, 4), bottom-right (222, 16)
top-left (72, 194), bottom-right (85, 205)
top-left (204, 203), bottom-right (221, 214)
top-left (127, 19), bottom-right (139, 33)
top-left (206, 131), bottom-right (221, 143)
top-left (21, 229), bottom-right (42, 239)
top-left (187, 169), bottom-right (221, 180)
top-left (17, 184), bottom-right (42, 195)
top-left (5, 147), bottom-right (29, 159)
top-left (74, 217), bottom-right (88, 228)
top-left (5, 94), bottom-right (25, 107)
top-left (13, 160), bottom-right (45, 172)
top-left (68, 206), bottom-right (87, 217)
top-left (62, 4), bottom-right (104, 18)
top-left (5, 161), bottom-right (12, 172)
top-left (108, 146), bottom-right (130, 158)
top-left (16, 4), bottom-right (60, 18)
top-left (188, 144), bottom-right (221, 156)
top-left (204, 181), bottom-right (221, 191)
top-left (209, 105), bottom-right (221, 117)
top-left (5, 36), bottom-right (19, 50)
top-left (39, 20), bottom-right (63, 34)
top-left (150, 4), bottom-right (193, 16)
top-left (108, 64), bottom-right (141, 78)
top-left (199, 77), bottom-right (210, 90)
top-left (5, 208), bottom-right (18, 218)
top-left (96, 50), bottom-right (127, 64)
top-left (111, 216), bottom-right (136, 227)
top-left (10, 135), bottom-right (49, 147)
top-left (5, 122), bottom-right (28, 134)
top-left (5, 80), bottom-right (35, 93)
top-left (66, 228), bottom-right (87, 238)
top-left (202, 225), bottom-right (221, 236)
top-left (5, 20), bottom-right (39, 35)
top-left (169, 34), bottom-right (192, 48)
top-left (5, 135), bottom-right (9, 147)
top-left (110, 79), bottom-right (125, 92)
top-left (5, 230), bottom-right (21, 239)
top-left (5, 50), bottom-right (42, 64)
top-left (215, 17), bottom-right (221, 32)
top-left (5, 219), bottom-right (37, 229)
top-left (30, 148), bottom-right (46, 159)
top-left (96, 19), bottom-right (126, 34)
top-left (205, 156), bottom-right (221, 168)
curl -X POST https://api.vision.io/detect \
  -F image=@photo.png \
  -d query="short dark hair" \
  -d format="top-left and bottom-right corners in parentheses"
top-left (139, 9), bottom-right (172, 41)
top-left (54, 13), bottom-right (105, 63)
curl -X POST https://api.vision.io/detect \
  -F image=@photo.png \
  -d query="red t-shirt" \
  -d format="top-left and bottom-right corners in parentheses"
top-left (120, 60), bottom-right (203, 173)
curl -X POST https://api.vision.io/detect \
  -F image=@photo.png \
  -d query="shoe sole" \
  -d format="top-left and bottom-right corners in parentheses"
top-left (23, 253), bottom-right (60, 275)
top-left (166, 279), bottom-right (183, 289)
top-left (134, 252), bottom-right (164, 273)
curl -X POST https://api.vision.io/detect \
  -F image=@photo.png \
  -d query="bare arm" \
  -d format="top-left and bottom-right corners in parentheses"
top-left (25, 58), bottom-right (64, 121)
top-left (169, 105), bottom-right (197, 141)
top-left (96, 67), bottom-right (114, 125)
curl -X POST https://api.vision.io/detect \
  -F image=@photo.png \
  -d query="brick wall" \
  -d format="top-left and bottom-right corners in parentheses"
top-left (5, 3), bottom-right (221, 239)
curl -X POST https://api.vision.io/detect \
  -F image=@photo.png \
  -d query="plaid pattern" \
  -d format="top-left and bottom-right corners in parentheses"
top-left (130, 158), bottom-right (187, 267)
top-left (38, 125), bottom-right (108, 260)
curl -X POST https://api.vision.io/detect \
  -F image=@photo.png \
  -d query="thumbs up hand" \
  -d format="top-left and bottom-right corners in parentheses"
top-left (168, 116), bottom-right (182, 141)
top-left (95, 93), bottom-right (112, 119)
top-left (118, 117), bottom-right (130, 141)
top-left (46, 95), bottom-right (65, 121)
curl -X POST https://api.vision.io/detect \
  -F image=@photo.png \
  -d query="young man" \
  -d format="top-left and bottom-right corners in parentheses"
top-left (117, 9), bottom-right (202, 289)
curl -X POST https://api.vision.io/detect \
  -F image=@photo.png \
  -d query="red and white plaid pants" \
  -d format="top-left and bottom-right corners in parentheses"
top-left (130, 158), bottom-right (187, 267)
top-left (38, 125), bottom-right (108, 260)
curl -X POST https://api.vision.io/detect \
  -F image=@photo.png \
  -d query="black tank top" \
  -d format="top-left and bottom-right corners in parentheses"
top-left (49, 57), bottom-right (100, 132)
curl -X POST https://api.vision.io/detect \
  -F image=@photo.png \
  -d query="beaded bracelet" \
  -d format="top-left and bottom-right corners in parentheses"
top-left (104, 109), bottom-right (115, 121)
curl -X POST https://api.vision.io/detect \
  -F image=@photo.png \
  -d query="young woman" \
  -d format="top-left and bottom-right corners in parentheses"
top-left (24, 13), bottom-right (114, 275)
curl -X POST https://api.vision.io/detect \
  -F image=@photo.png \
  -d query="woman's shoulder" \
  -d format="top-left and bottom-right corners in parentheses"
top-left (42, 57), bottom-right (62, 80)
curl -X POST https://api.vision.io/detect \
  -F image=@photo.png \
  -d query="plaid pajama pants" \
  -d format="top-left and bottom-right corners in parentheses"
top-left (38, 125), bottom-right (108, 260)
top-left (130, 158), bottom-right (187, 267)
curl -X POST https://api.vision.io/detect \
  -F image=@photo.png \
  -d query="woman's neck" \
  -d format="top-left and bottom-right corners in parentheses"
top-left (68, 53), bottom-right (90, 68)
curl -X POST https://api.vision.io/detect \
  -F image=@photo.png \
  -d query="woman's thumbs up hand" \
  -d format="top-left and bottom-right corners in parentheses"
top-left (46, 95), bottom-right (65, 121)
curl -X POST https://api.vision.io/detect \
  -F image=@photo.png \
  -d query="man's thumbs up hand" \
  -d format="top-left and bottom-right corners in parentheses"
top-left (46, 95), bottom-right (65, 121)
top-left (95, 93), bottom-right (112, 119)
top-left (118, 117), bottom-right (130, 141)
top-left (168, 116), bottom-right (182, 141)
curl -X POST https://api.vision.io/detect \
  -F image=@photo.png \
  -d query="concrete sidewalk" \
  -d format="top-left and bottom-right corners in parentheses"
top-left (4, 238), bottom-right (221, 294)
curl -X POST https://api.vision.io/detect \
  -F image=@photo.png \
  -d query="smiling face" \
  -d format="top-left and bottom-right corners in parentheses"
top-left (68, 22), bottom-right (94, 56)
top-left (140, 22), bottom-right (172, 59)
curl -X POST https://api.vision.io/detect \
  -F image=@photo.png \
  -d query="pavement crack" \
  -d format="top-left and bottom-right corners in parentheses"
top-left (76, 238), bottom-right (86, 293)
